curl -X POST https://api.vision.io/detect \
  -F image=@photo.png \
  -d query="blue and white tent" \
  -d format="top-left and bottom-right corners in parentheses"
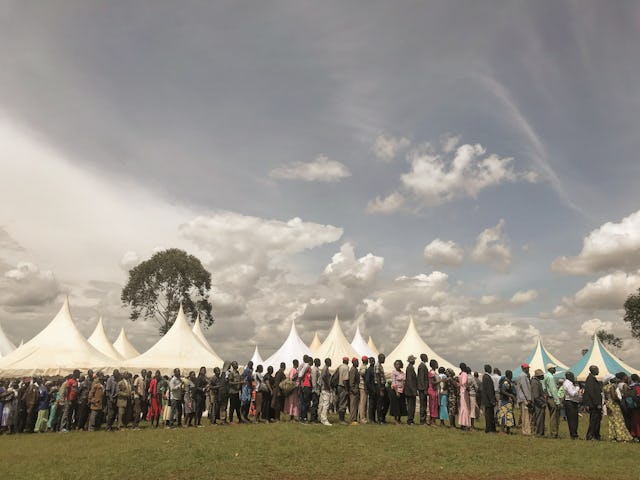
top-left (569, 334), bottom-right (639, 382)
top-left (512, 337), bottom-right (569, 379)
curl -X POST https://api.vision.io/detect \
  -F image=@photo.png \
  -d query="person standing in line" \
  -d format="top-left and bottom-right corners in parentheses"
top-left (319, 358), bottom-right (332, 426)
top-left (603, 374), bottom-right (633, 442)
top-left (390, 360), bottom-right (406, 424)
top-left (404, 355), bottom-right (418, 425)
top-left (34, 379), bottom-right (50, 433)
top-left (271, 362), bottom-right (286, 422)
top-left (60, 370), bottom-right (80, 432)
top-left (516, 364), bottom-right (532, 436)
top-left (263, 366), bottom-right (274, 422)
top-left (105, 370), bottom-right (119, 431)
top-left (22, 378), bottom-right (40, 433)
top-left (240, 361), bottom-right (254, 422)
top-left (194, 366), bottom-right (208, 427)
top-left (117, 371), bottom-right (132, 430)
top-left (168, 368), bottom-right (184, 428)
top-left (337, 357), bottom-right (350, 425)
top-left (563, 371), bottom-right (581, 439)
top-left (542, 363), bottom-right (561, 438)
top-left (147, 370), bottom-right (162, 428)
top-left (298, 356), bottom-right (312, 423)
top-left (375, 354), bottom-right (387, 424)
top-left (132, 370), bottom-right (146, 429)
top-left (357, 356), bottom-right (369, 424)
top-left (365, 356), bottom-right (377, 423)
top-left (310, 358), bottom-right (321, 423)
top-left (227, 361), bottom-right (244, 424)
top-left (76, 374), bottom-right (91, 431)
top-left (417, 354), bottom-right (429, 425)
top-left (88, 373), bottom-right (105, 431)
top-left (481, 364), bottom-right (496, 433)
top-left (531, 369), bottom-right (546, 437)
top-left (427, 359), bottom-right (441, 426)
top-left (457, 363), bottom-right (471, 431)
top-left (284, 360), bottom-right (299, 422)
top-left (348, 357), bottom-right (360, 425)
top-left (467, 368), bottom-right (479, 429)
top-left (583, 365), bottom-right (602, 440)
top-left (184, 371), bottom-right (197, 427)
top-left (254, 365), bottom-right (265, 423)
top-left (497, 370), bottom-right (516, 434)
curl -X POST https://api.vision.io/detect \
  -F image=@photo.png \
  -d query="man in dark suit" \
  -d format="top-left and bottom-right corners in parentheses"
top-left (583, 365), bottom-right (602, 440)
top-left (481, 364), bottom-right (496, 433)
top-left (417, 354), bottom-right (429, 425)
top-left (365, 356), bottom-right (377, 423)
top-left (404, 355), bottom-right (418, 425)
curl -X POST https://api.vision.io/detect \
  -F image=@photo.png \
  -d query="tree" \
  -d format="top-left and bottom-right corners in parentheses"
top-left (623, 287), bottom-right (640, 341)
top-left (595, 329), bottom-right (623, 350)
top-left (121, 248), bottom-right (214, 335)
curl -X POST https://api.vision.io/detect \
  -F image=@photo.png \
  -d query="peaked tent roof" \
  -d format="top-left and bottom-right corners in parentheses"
top-left (387, 317), bottom-right (456, 371)
top-left (125, 305), bottom-right (224, 374)
top-left (0, 298), bottom-right (115, 376)
top-left (314, 316), bottom-right (359, 367)
top-left (113, 327), bottom-right (141, 360)
top-left (309, 332), bottom-right (322, 353)
top-left (191, 316), bottom-right (224, 366)
top-left (351, 324), bottom-right (377, 359)
top-left (367, 336), bottom-right (379, 355)
top-left (0, 321), bottom-right (16, 357)
top-left (512, 337), bottom-right (568, 379)
top-left (569, 335), bottom-right (639, 381)
top-left (250, 345), bottom-right (264, 366)
top-left (88, 318), bottom-right (124, 361)
top-left (263, 320), bottom-right (312, 370)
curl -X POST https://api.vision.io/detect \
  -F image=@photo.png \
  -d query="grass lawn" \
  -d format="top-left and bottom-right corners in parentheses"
top-left (0, 414), bottom-right (637, 480)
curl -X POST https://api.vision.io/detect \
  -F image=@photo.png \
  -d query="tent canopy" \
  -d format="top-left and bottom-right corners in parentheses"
top-left (351, 324), bottom-right (377, 359)
top-left (367, 336), bottom-right (379, 355)
top-left (88, 317), bottom-right (124, 361)
top-left (309, 332), bottom-right (322, 353)
top-left (512, 337), bottom-right (568, 379)
top-left (314, 316), bottom-right (359, 368)
top-left (113, 328), bottom-right (141, 360)
top-left (569, 335), bottom-right (639, 381)
top-left (250, 345), bottom-right (264, 367)
top-left (263, 320), bottom-right (312, 370)
top-left (192, 315), bottom-right (224, 366)
top-left (0, 321), bottom-right (16, 357)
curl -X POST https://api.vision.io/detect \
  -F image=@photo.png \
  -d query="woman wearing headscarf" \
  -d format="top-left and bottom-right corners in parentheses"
top-left (498, 370), bottom-right (516, 434)
top-left (604, 373), bottom-right (633, 442)
top-left (390, 360), bottom-right (406, 424)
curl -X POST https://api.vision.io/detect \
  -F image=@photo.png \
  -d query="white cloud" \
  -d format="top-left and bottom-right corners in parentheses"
top-left (510, 289), bottom-right (539, 306)
top-left (579, 318), bottom-right (613, 337)
top-left (470, 219), bottom-right (512, 272)
top-left (0, 262), bottom-right (62, 308)
top-left (440, 134), bottom-right (461, 153)
top-left (119, 251), bottom-right (140, 271)
top-left (372, 134), bottom-right (410, 161)
top-left (322, 243), bottom-right (384, 289)
top-left (423, 239), bottom-right (464, 267)
top-left (269, 155), bottom-right (350, 182)
top-left (552, 209), bottom-right (640, 275)
top-left (401, 142), bottom-right (535, 207)
top-left (365, 192), bottom-right (405, 214)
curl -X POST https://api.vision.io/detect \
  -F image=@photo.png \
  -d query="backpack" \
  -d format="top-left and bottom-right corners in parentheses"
top-left (330, 368), bottom-right (340, 389)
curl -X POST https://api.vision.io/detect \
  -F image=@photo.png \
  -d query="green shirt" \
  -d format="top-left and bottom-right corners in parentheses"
top-left (543, 371), bottom-right (560, 404)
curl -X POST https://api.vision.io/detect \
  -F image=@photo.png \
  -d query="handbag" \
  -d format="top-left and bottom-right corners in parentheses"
top-left (279, 378), bottom-right (296, 396)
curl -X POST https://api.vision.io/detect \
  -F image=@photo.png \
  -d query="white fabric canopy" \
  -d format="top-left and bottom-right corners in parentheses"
top-left (113, 328), bottom-right (141, 360)
top-left (387, 317), bottom-right (456, 371)
top-left (309, 332), bottom-right (322, 353)
top-left (314, 316), bottom-right (359, 367)
top-left (192, 316), bottom-right (224, 367)
top-left (250, 345), bottom-right (264, 366)
top-left (0, 321), bottom-right (16, 357)
top-left (125, 305), bottom-right (224, 374)
top-left (367, 336), bottom-right (379, 355)
top-left (0, 298), bottom-right (114, 376)
top-left (350, 324), bottom-right (377, 359)
top-left (263, 320), bottom-right (312, 370)
top-left (88, 317), bottom-right (124, 361)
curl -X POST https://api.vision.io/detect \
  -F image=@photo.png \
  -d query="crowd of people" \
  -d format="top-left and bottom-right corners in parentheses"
top-left (1, 353), bottom-right (639, 443)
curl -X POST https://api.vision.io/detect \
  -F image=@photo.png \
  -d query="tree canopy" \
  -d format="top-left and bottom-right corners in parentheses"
top-left (595, 329), bottom-right (623, 349)
top-left (623, 287), bottom-right (640, 342)
top-left (121, 248), bottom-right (213, 335)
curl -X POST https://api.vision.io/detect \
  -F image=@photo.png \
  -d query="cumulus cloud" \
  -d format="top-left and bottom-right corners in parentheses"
top-left (372, 134), bottom-right (410, 161)
top-left (440, 134), bottom-right (461, 153)
top-left (322, 243), bottom-right (384, 289)
top-left (0, 262), bottom-right (62, 308)
top-left (552, 209), bottom-right (640, 275)
top-left (470, 220), bottom-right (512, 272)
top-left (365, 192), bottom-right (405, 214)
top-left (579, 318), bottom-right (613, 337)
top-left (269, 155), bottom-right (350, 182)
top-left (423, 239), bottom-right (464, 267)
top-left (510, 289), bottom-right (539, 306)
top-left (119, 251), bottom-right (140, 271)
top-left (400, 142), bottom-right (535, 207)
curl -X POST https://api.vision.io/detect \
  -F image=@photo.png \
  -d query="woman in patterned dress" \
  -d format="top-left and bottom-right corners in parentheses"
top-left (498, 370), bottom-right (516, 434)
top-left (445, 368), bottom-right (458, 428)
top-left (604, 374), bottom-right (632, 442)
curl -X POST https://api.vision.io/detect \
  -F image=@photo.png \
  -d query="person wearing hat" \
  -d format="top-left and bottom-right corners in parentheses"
top-left (404, 355), bottom-right (418, 425)
top-left (516, 363), bottom-right (532, 436)
top-left (583, 365), bottom-right (602, 440)
top-left (337, 356), bottom-right (350, 424)
top-left (348, 357), bottom-right (360, 424)
top-left (357, 355), bottom-right (369, 423)
top-left (542, 363), bottom-right (561, 438)
top-left (531, 369), bottom-right (546, 436)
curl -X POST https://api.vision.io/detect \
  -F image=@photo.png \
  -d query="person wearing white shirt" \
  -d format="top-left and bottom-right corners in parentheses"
top-left (563, 371), bottom-right (582, 439)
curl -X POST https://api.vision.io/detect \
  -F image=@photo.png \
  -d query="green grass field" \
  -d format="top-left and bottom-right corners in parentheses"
top-left (0, 414), bottom-right (637, 480)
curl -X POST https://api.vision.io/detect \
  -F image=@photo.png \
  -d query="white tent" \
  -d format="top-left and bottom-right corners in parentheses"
top-left (309, 332), bottom-right (322, 353)
top-left (368, 336), bottom-right (379, 355)
top-left (88, 317), bottom-right (124, 361)
top-left (0, 321), bottom-right (16, 357)
top-left (569, 334), bottom-right (639, 381)
top-left (250, 345), bottom-right (264, 366)
top-left (112, 327), bottom-right (141, 360)
top-left (351, 324), bottom-right (377, 359)
top-left (387, 317), bottom-right (456, 371)
top-left (125, 305), bottom-right (224, 374)
top-left (263, 320), bottom-right (312, 370)
top-left (0, 298), bottom-right (115, 376)
top-left (314, 316), bottom-right (359, 367)
top-left (192, 315), bottom-right (225, 366)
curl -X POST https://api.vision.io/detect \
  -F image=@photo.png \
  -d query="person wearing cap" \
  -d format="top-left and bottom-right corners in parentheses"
top-left (583, 365), bottom-right (602, 440)
top-left (405, 355), bottom-right (418, 425)
top-left (516, 363), bottom-right (532, 436)
top-left (417, 354), bottom-right (429, 425)
top-left (542, 363), bottom-right (561, 438)
top-left (337, 356), bottom-right (350, 425)
top-left (531, 369), bottom-right (546, 436)
top-left (348, 357), bottom-right (360, 424)
top-left (358, 355), bottom-right (369, 423)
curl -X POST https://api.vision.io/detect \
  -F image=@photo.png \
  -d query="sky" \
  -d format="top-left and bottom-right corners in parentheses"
top-left (1, 1), bottom-right (640, 371)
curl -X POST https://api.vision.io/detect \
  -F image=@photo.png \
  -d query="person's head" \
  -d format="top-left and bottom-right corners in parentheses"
top-left (267, 366), bottom-right (273, 374)
top-left (546, 363), bottom-right (557, 374)
top-left (231, 361), bottom-right (238, 370)
top-left (565, 371), bottom-right (575, 383)
top-left (446, 368), bottom-right (455, 378)
top-left (113, 369), bottom-right (120, 380)
top-left (307, 356), bottom-right (313, 366)
top-left (521, 363), bottom-right (530, 374)
top-left (459, 362), bottom-right (467, 372)
top-left (484, 365), bottom-right (492, 374)
top-left (438, 367), bottom-right (445, 374)
top-left (430, 359), bottom-right (439, 370)
top-left (279, 362), bottom-right (286, 371)
top-left (247, 361), bottom-right (253, 370)
top-left (407, 355), bottom-right (416, 365)
top-left (173, 368), bottom-right (181, 378)
top-left (474, 371), bottom-right (479, 379)
top-left (325, 358), bottom-right (332, 368)
top-left (466, 366), bottom-right (472, 375)
top-left (368, 356), bottom-right (375, 366)
top-left (505, 370), bottom-right (513, 380)
top-left (79, 375), bottom-right (86, 383)
top-left (141, 369), bottom-right (147, 378)
top-left (589, 365), bottom-right (599, 377)
top-left (213, 367), bottom-right (220, 377)
top-left (87, 369), bottom-right (94, 380)
top-left (73, 369), bottom-right (80, 379)
top-left (394, 360), bottom-right (403, 371)
top-left (493, 368), bottom-right (501, 376)
top-left (189, 371), bottom-right (196, 380)
top-left (292, 359), bottom-right (299, 368)
top-left (351, 357), bottom-right (359, 367)
top-left (342, 356), bottom-right (349, 365)
top-left (314, 358), bottom-right (321, 367)
top-left (378, 353), bottom-right (385, 365)
top-left (256, 365), bottom-right (263, 373)
top-left (631, 373), bottom-right (640, 383)
top-left (199, 366), bottom-right (206, 376)
top-left (222, 360), bottom-right (231, 372)
top-left (420, 353), bottom-right (428, 363)
top-left (534, 369), bottom-right (544, 379)
top-left (616, 372), bottom-right (627, 383)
